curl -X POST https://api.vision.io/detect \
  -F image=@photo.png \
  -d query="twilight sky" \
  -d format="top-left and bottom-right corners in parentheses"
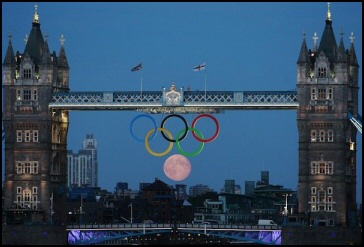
top-left (2, 2), bottom-right (362, 203)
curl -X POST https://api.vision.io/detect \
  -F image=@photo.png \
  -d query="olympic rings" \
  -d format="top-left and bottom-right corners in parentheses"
top-left (145, 128), bottom-right (174, 157)
top-left (130, 114), bottom-right (158, 142)
top-left (191, 114), bottom-right (220, 143)
top-left (130, 113), bottom-right (220, 157)
top-left (160, 114), bottom-right (188, 142)
top-left (176, 127), bottom-right (205, 157)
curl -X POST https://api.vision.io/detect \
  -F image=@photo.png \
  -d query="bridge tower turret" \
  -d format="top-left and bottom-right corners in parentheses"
top-left (2, 5), bottom-right (70, 225)
top-left (296, 3), bottom-right (359, 226)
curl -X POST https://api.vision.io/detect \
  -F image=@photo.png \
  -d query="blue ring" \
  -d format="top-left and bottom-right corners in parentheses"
top-left (130, 114), bottom-right (157, 142)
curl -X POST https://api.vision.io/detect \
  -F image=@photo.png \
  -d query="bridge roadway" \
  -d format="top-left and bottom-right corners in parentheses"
top-left (66, 223), bottom-right (282, 245)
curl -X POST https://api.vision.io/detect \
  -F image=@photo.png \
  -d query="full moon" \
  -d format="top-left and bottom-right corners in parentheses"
top-left (163, 154), bottom-right (192, 181)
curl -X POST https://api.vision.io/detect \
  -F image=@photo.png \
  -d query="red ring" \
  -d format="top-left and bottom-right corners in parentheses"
top-left (191, 114), bottom-right (220, 143)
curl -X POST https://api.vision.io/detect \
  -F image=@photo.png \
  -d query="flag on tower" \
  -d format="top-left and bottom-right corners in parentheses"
top-left (193, 63), bottom-right (206, 72)
top-left (131, 63), bottom-right (143, 72)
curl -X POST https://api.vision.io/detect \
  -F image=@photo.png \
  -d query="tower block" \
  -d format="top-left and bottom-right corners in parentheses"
top-left (296, 4), bottom-right (359, 226)
top-left (3, 5), bottom-right (70, 224)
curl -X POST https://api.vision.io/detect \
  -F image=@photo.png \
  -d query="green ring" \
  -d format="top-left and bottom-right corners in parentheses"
top-left (176, 127), bottom-right (205, 157)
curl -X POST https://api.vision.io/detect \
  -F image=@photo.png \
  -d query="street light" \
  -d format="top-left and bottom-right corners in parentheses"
top-left (128, 202), bottom-right (133, 224)
top-left (283, 193), bottom-right (292, 217)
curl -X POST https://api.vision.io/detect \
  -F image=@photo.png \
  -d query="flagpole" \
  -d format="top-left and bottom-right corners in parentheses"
top-left (140, 74), bottom-right (143, 100)
top-left (204, 67), bottom-right (207, 102)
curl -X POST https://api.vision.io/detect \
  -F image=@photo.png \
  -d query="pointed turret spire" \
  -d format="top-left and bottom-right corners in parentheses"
top-left (313, 32), bottom-right (319, 52)
top-left (336, 31), bottom-right (347, 63)
top-left (348, 32), bottom-right (358, 66)
top-left (33, 4), bottom-right (40, 24)
top-left (327, 2), bottom-right (332, 22)
top-left (24, 4), bottom-right (45, 65)
top-left (318, 3), bottom-right (337, 65)
top-left (41, 36), bottom-right (53, 65)
top-left (58, 34), bottom-right (69, 68)
top-left (297, 32), bottom-right (309, 64)
top-left (3, 34), bottom-right (16, 66)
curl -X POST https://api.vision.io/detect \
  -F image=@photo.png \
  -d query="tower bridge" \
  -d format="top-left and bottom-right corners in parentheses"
top-left (2, 3), bottom-right (362, 240)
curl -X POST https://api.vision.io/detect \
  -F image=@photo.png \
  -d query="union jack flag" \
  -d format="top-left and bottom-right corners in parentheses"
top-left (193, 63), bottom-right (206, 72)
top-left (131, 63), bottom-right (142, 72)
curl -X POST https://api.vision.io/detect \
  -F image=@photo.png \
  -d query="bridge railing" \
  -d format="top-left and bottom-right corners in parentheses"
top-left (66, 223), bottom-right (281, 230)
top-left (49, 90), bottom-right (298, 112)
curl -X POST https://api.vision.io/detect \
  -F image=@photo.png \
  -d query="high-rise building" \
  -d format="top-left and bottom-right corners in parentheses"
top-left (175, 184), bottom-right (187, 200)
top-left (245, 181), bottom-right (256, 195)
top-left (67, 134), bottom-right (98, 188)
top-left (115, 182), bottom-right (129, 195)
top-left (223, 179), bottom-right (236, 194)
top-left (261, 171), bottom-right (269, 185)
top-left (296, 3), bottom-right (359, 226)
top-left (2, 5), bottom-right (70, 224)
top-left (189, 184), bottom-right (213, 197)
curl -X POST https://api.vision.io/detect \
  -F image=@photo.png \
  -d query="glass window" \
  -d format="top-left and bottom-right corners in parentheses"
top-left (318, 88), bottom-right (326, 100)
top-left (319, 130), bottom-right (325, 142)
top-left (17, 130), bottom-right (22, 142)
top-left (33, 130), bottom-right (38, 142)
top-left (327, 88), bottom-right (333, 100)
top-left (328, 130), bottom-right (334, 142)
top-left (327, 162), bottom-right (334, 174)
top-left (33, 162), bottom-right (38, 174)
top-left (16, 163), bottom-right (22, 174)
top-left (33, 89), bottom-right (37, 100)
top-left (23, 89), bottom-right (31, 101)
top-left (25, 130), bottom-right (31, 142)
top-left (311, 130), bottom-right (317, 142)
top-left (24, 162), bottom-right (31, 174)
top-left (319, 163), bottom-right (326, 174)
top-left (311, 88), bottom-right (317, 100)
top-left (23, 69), bottom-right (32, 79)
top-left (311, 187), bottom-right (317, 195)
top-left (318, 67), bottom-right (326, 77)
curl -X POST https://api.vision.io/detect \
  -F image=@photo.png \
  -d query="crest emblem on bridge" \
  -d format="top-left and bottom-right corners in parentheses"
top-left (163, 83), bottom-right (183, 106)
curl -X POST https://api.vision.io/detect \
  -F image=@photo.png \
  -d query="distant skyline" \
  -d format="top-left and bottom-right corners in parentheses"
top-left (2, 2), bottom-right (362, 203)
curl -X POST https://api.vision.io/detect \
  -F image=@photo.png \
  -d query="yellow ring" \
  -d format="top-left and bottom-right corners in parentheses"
top-left (145, 127), bottom-right (174, 157)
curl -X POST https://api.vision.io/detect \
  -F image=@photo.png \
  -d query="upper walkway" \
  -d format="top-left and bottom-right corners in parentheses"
top-left (49, 89), bottom-right (298, 113)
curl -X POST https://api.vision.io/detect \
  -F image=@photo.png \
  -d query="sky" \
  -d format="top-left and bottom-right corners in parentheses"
top-left (2, 2), bottom-right (362, 203)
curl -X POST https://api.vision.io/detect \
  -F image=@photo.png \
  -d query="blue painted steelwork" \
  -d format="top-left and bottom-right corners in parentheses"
top-left (49, 89), bottom-right (298, 113)
top-left (348, 112), bottom-right (362, 133)
top-left (66, 223), bottom-right (281, 245)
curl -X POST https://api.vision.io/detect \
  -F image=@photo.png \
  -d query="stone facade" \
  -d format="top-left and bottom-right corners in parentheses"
top-left (296, 9), bottom-right (359, 226)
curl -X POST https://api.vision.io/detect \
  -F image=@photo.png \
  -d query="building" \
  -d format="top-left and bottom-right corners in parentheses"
top-left (115, 182), bottom-right (129, 196)
top-left (296, 4), bottom-right (359, 226)
top-left (245, 181), bottom-right (256, 195)
top-left (261, 171), bottom-right (269, 185)
top-left (67, 133), bottom-right (98, 188)
top-left (2, 5), bottom-right (70, 224)
top-left (175, 184), bottom-right (188, 200)
top-left (141, 178), bottom-right (176, 223)
top-left (223, 179), bottom-right (235, 193)
top-left (189, 184), bottom-right (214, 197)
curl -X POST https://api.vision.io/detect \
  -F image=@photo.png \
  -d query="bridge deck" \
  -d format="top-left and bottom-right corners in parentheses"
top-left (49, 90), bottom-right (298, 113)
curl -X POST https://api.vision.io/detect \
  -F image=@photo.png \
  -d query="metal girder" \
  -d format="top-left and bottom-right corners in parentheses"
top-left (49, 90), bottom-right (298, 113)
top-left (348, 112), bottom-right (362, 134)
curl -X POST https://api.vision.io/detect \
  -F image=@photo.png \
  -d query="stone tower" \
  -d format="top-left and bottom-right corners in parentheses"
top-left (2, 5), bottom-right (70, 224)
top-left (296, 3), bottom-right (359, 226)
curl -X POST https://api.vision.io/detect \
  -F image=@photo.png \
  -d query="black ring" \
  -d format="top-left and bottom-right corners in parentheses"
top-left (160, 114), bottom-right (188, 142)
